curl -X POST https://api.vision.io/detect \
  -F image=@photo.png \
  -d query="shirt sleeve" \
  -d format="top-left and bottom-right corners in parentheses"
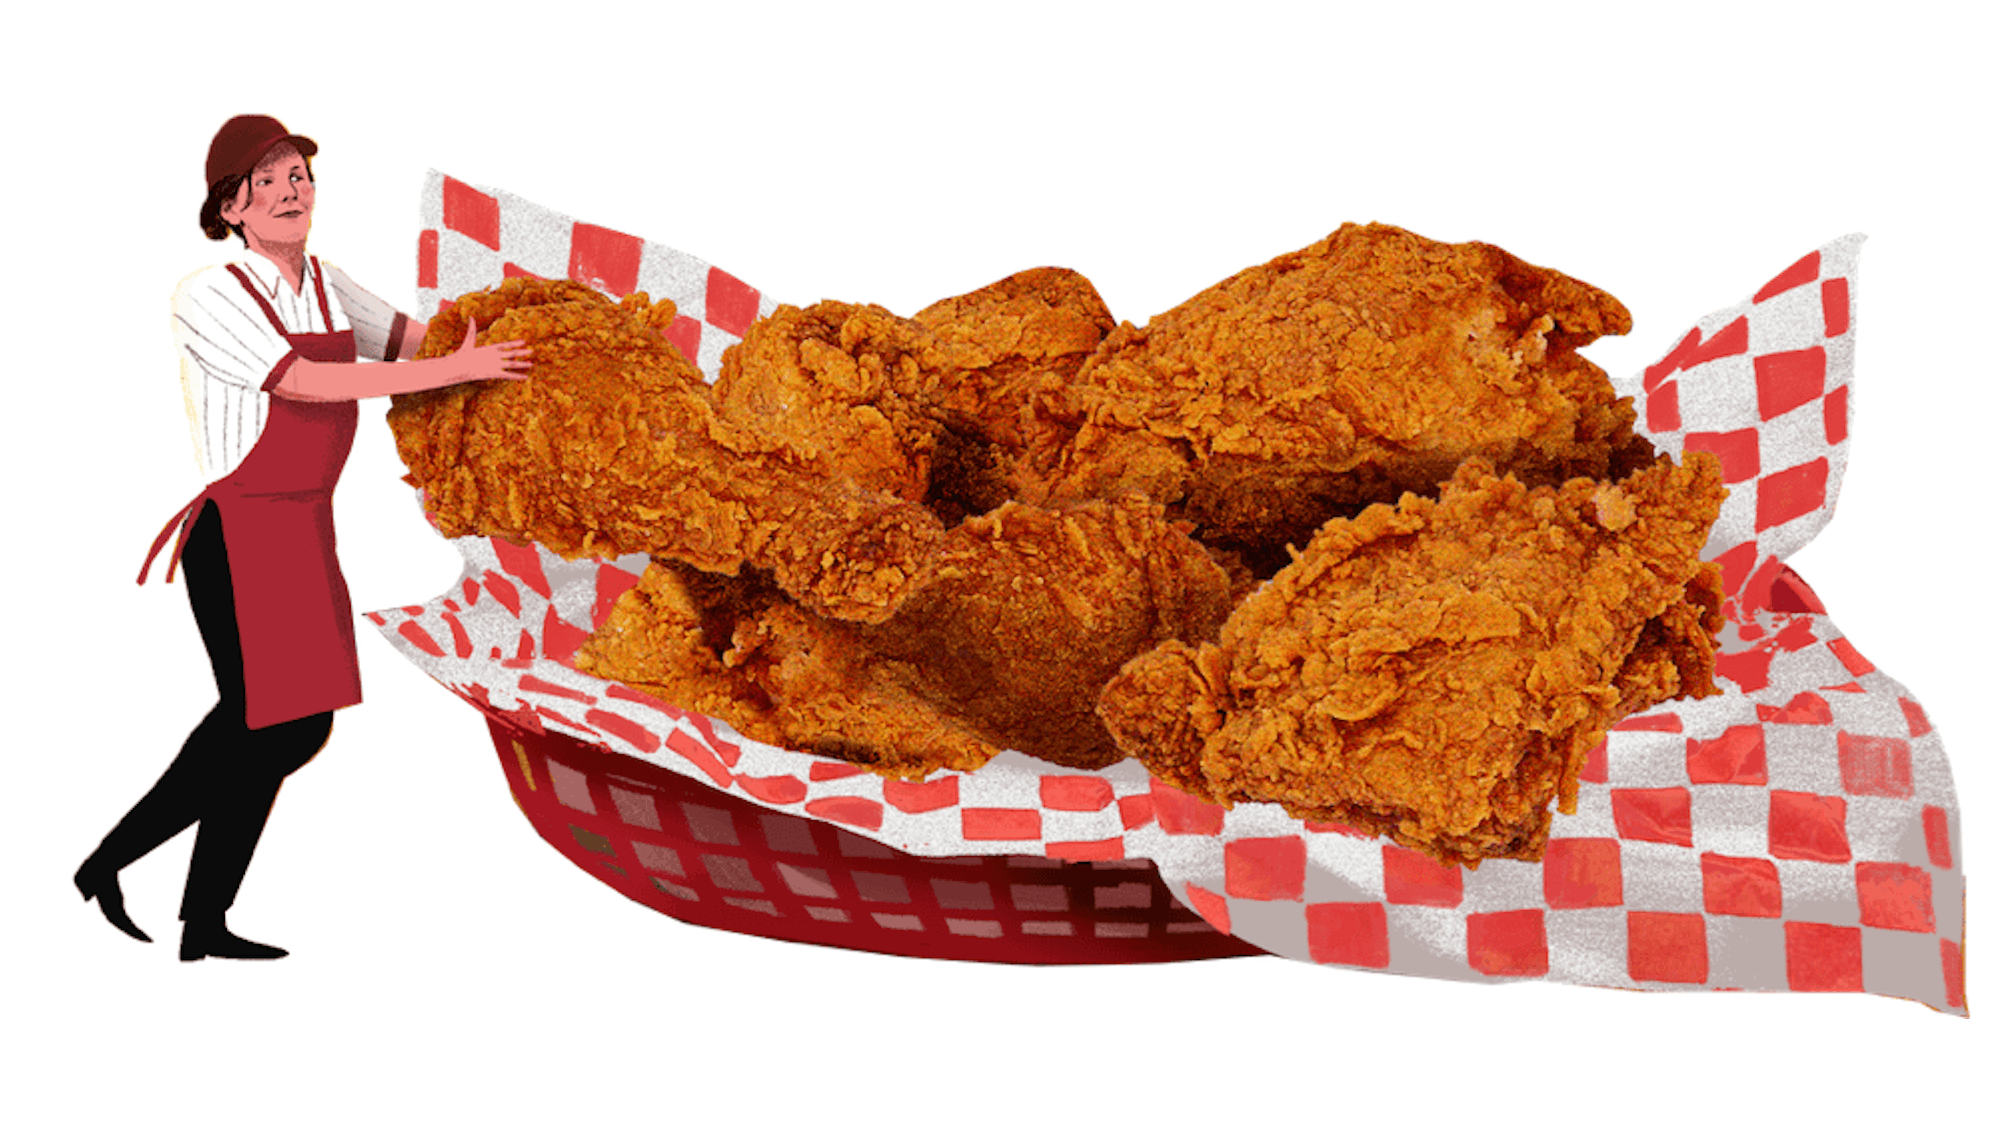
top-left (323, 262), bottom-right (412, 362)
top-left (172, 268), bottom-right (294, 391)
top-left (171, 267), bottom-right (280, 481)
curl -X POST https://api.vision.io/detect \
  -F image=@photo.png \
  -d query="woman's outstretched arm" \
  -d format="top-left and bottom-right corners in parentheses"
top-left (272, 320), bottom-right (530, 401)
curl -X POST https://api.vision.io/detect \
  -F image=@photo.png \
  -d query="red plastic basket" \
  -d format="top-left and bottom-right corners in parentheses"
top-left (485, 717), bottom-right (1266, 964)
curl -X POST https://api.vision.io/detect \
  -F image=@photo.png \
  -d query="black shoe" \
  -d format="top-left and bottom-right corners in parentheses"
top-left (179, 923), bottom-right (288, 962)
top-left (75, 860), bottom-right (152, 944)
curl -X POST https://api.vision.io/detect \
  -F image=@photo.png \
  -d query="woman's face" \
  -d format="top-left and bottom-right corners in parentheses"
top-left (221, 144), bottom-right (314, 249)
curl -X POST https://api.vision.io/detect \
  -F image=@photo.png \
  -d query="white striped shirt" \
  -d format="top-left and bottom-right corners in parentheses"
top-left (171, 255), bottom-right (407, 483)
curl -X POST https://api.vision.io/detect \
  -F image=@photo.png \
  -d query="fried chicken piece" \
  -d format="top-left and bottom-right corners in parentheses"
top-left (711, 301), bottom-right (938, 503)
top-left (1098, 454), bottom-right (1727, 866)
top-left (911, 268), bottom-right (1116, 514)
top-left (739, 494), bottom-right (1235, 774)
top-left (579, 494), bottom-right (1236, 777)
top-left (711, 272), bottom-right (1118, 526)
top-left (388, 278), bottom-right (946, 624)
top-left (716, 600), bottom-right (1010, 777)
top-left (912, 267), bottom-right (1114, 447)
top-left (572, 562), bottom-right (787, 746)
top-left (1033, 222), bottom-right (1654, 565)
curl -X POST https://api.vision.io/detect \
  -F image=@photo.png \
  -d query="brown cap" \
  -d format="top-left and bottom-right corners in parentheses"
top-left (205, 115), bottom-right (317, 190)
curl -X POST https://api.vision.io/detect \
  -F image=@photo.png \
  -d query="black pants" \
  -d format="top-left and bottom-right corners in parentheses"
top-left (89, 502), bottom-right (330, 926)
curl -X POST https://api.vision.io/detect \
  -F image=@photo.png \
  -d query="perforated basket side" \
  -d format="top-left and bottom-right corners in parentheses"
top-left (486, 719), bottom-right (1265, 964)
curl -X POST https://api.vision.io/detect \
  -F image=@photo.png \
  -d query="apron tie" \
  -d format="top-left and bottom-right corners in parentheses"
top-left (138, 491), bottom-right (212, 585)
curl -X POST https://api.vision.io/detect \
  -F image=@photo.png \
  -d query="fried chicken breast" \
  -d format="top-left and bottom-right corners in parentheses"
top-left (1033, 222), bottom-right (1654, 566)
top-left (1098, 453), bottom-right (1727, 865)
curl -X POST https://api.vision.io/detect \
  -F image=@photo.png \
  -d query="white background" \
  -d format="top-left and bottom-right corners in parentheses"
top-left (6, 2), bottom-right (1992, 1119)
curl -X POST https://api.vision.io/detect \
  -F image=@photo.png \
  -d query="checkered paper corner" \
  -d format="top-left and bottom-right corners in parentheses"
top-left (412, 171), bottom-right (777, 380)
top-left (1609, 235), bottom-right (1863, 619)
top-left (1155, 611), bottom-right (1965, 1014)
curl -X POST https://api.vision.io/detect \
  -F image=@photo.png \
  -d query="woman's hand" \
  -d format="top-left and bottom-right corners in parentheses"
top-left (446, 318), bottom-right (533, 385)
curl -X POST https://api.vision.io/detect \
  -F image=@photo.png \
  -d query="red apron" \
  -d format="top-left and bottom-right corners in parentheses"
top-left (140, 258), bottom-right (364, 730)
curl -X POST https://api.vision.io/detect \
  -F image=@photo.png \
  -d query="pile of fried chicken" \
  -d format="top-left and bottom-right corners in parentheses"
top-left (388, 223), bottom-right (1727, 865)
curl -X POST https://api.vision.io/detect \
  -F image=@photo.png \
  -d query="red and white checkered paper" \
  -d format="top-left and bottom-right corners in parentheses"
top-left (375, 173), bottom-right (1966, 1013)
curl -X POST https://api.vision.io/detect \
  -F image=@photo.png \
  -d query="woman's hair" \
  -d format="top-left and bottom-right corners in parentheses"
top-left (198, 154), bottom-right (315, 243)
top-left (199, 173), bottom-right (249, 242)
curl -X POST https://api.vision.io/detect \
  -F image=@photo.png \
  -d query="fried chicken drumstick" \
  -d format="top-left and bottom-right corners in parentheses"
top-left (1030, 222), bottom-right (1655, 566)
top-left (1098, 453), bottom-right (1727, 865)
top-left (387, 278), bottom-right (945, 623)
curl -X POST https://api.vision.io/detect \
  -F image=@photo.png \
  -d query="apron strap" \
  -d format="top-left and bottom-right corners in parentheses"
top-left (137, 493), bottom-right (209, 585)
top-left (309, 256), bottom-right (335, 334)
top-left (225, 264), bottom-right (292, 338)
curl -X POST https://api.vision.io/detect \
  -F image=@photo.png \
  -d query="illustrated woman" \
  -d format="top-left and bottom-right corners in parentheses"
top-left (75, 115), bottom-right (532, 961)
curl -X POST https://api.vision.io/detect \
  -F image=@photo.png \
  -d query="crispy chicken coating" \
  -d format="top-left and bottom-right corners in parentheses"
top-left (387, 278), bottom-right (945, 624)
top-left (571, 561), bottom-right (788, 746)
top-left (912, 267), bottom-right (1114, 450)
top-left (1098, 454), bottom-right (1727, 865)
top-left (710, 600), bottom-right (1010, 778)
top-left (710, 272), bottom-right (1117, 526)
top-left (711, 300), bottom-right (938, 503)
top-left (911, 267), bottom-right (1116, 515)
top-left (578, 494), bottom-right (1236, 777)
top-left (1033, 222), bottom-right (1654, 564)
